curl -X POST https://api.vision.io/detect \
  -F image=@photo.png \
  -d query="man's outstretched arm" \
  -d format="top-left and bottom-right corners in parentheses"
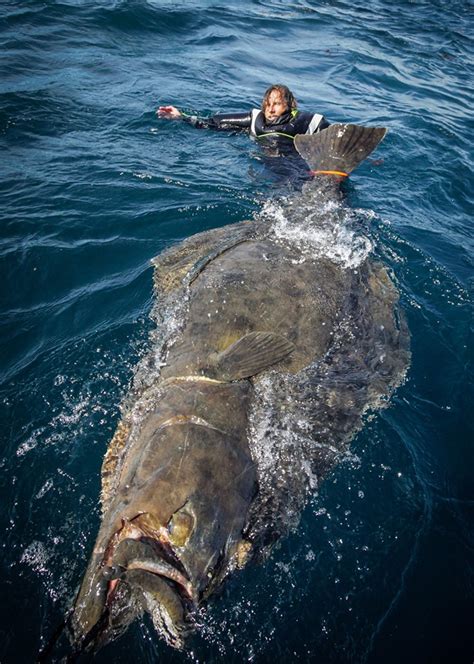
top-left (157, 105), bottom-right (251, 131)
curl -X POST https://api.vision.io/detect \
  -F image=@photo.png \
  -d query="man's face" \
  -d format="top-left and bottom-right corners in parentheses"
top-left (263, 90), bottom-right (288, 122)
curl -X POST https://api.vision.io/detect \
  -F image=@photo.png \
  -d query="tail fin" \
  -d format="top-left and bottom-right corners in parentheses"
top-left (294, 124), bottom-right (387, 175)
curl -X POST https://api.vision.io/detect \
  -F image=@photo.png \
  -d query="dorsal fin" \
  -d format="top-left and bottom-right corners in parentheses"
top-left (151, 222), bottom-right (255, 296)
top-left (295, 124), bottom-right (387, 174)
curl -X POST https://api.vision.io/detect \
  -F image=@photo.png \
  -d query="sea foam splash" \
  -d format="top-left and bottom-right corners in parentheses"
top-left (257, 197), bottom-right (373, 269)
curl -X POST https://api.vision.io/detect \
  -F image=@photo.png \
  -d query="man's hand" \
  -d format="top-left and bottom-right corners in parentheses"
top-left (157, 105), bottom-right (182, 119)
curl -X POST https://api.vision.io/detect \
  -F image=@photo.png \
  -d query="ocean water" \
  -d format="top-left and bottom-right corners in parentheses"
top-left (1, 1), bottom-right (473, 662)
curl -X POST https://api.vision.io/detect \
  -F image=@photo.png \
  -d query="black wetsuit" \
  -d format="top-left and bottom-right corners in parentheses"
top-left (183, 108), bottom-right (330, 183)
top-left (183, 108), bottom-right (329, 141)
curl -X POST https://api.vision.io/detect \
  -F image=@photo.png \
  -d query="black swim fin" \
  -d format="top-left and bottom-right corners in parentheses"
top-left (294, 124), bottom-right (387, 174)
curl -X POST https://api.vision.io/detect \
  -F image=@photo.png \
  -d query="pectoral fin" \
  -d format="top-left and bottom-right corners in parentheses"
top-left (212, 331), bottom-right (294, 381)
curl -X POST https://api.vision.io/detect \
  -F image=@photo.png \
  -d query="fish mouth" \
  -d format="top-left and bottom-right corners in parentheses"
top-left (101, 527), bottom-right (197, 646)
top-left (104, 514), bottom-right (194, 594)
top-left (103, 554), bottom-right (192, 598)
top-left (73, 517), bottom-right (197, 653)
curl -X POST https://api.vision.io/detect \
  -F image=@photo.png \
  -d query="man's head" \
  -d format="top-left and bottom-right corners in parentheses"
top-left (261, 85), bottom-right (297, 123)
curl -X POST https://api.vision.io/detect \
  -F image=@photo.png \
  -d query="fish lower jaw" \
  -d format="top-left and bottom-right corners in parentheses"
top-left (103, 564), bottom-right (198, 650)
top-left (143, 588), bottom-right (195, 650)
top-left (99, 520), bottom-right (199, 645)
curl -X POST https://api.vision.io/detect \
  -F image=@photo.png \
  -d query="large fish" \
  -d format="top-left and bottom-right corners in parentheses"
top-left (68, 125), bottom-right (410, 655)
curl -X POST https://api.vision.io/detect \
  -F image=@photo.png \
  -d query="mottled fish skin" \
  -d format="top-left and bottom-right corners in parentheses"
top-left (70, 128), bottom-right (409, 655)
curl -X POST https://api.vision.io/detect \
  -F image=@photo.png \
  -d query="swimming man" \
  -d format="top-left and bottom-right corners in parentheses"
top-left (157, 84), bottom-right (330, 146)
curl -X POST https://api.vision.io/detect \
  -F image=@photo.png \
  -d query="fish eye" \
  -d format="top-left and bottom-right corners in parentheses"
top-left (167, 509), bottom-right (194, 547)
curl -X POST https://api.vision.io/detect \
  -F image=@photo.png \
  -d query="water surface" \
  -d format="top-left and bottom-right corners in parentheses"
top-left (1, 1), bottom-right (473, 662)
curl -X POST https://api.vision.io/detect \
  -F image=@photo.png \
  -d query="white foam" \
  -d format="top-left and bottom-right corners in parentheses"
top-left (36, 478), bottom-right (53, 499)
top-left (247, 371), bottom-right (334, 526)
top-left (257, 197), bottom-right (373, 269)
top-left (20, 540), bottom-right (50, 573)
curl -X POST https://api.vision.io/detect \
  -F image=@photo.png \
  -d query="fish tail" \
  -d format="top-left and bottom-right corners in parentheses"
top-left (294, 124), bottom-right (387, 175)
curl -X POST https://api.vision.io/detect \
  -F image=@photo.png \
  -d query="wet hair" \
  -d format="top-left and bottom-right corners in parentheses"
top-left (261, 84), bottom-right (297, 112)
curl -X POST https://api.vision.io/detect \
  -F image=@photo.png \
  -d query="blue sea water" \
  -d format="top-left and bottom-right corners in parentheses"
top-left (1, 1), bottom-right (473, 662)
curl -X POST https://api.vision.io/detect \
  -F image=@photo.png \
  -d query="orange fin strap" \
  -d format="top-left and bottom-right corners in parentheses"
top-left (310, 170), bottom-right (349, 178)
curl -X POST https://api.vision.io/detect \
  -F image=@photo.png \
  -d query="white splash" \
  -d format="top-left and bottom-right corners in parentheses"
top-left (20, 540), bottom-right (50, 573)
top-left (257, 198), bottom-right (373, 269)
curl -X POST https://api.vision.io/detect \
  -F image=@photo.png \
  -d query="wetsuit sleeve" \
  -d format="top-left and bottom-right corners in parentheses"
top-left (181, 111), bottom-right (252, 131)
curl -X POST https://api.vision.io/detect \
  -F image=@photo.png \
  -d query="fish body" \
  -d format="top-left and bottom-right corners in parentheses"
top-left (69, 126), bottom-right (410, 654)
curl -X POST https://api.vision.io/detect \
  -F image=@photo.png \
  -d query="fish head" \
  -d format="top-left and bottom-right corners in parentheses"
top-left (71, 407), bottom-right (256, 653)
top-left (71, 504), bottom-right (207, 652)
